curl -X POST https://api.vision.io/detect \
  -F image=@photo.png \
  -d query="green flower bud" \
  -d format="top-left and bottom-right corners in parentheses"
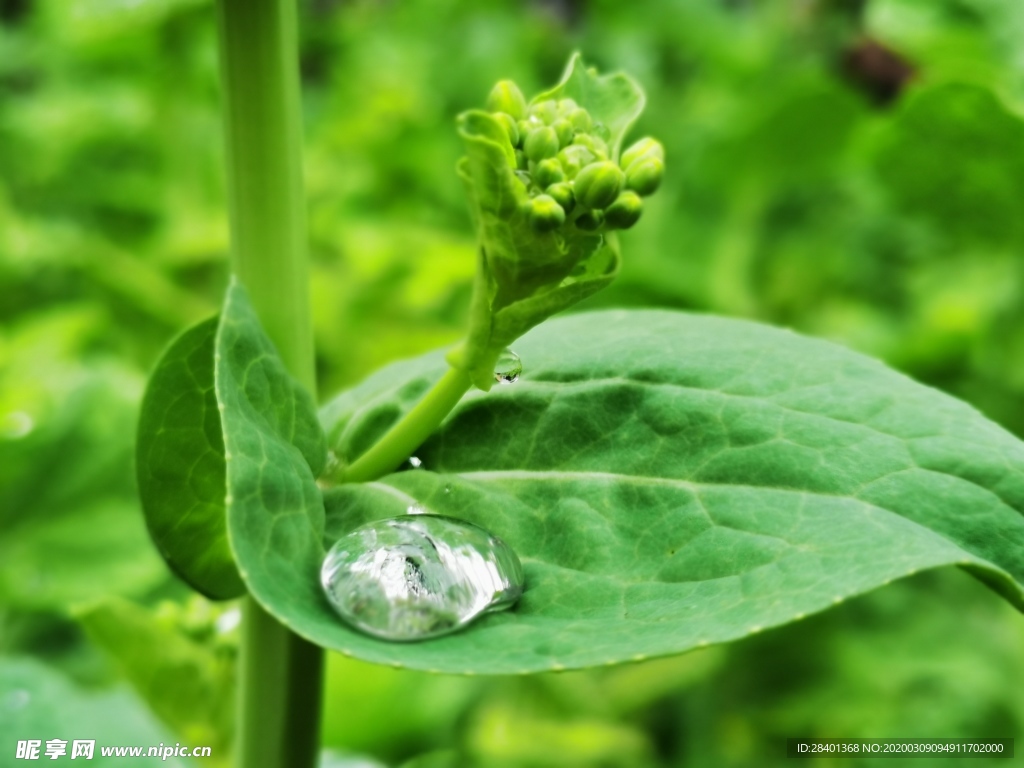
top-left (527, 194), bottom-right (565, 232)
top-left (556, 98), bottom-right (579, 116)
top-left (524, 125), bottom-right (560, 162)
top-left (573, 160), bottom-right (625, 209)
top-left (486, 80), bottom-right (527, 120)
top-left (551, 118), bottom-right (574, 148)
top-left (557, 144), bottom-right (595, 178)
top-left (534, 158), bottom-right (565, 188)
top-left (572, 133), bottom-right (608, 159)
top-left (495, 113), bottom-right (520, 147)
top-left (604, 190), bottom-right (643, 229)
top-left (568, 107), bottom-right (592, 133)
top-left (620, 137), bottom-right (665, 170)
top-left (546, 181), bottom-right (575, 214)
top-left (529, 99), bottom-right (558, 124)
top-left (575, 209), bottom-right (605, 231)
top-left (625, 156), bottom-right (664, 196)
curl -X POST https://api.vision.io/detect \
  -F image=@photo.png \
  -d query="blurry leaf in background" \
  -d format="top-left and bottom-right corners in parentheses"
top-left (77, 596), bottom-right (235, 761)
top-left (0, 657), bottom-right (189, 767)
top-left (321, 655), bottom-right (481, 763)
top-left (0, 309), bottom-right (166, 610)
top-left (873, 82), bottom-right (1024, 250)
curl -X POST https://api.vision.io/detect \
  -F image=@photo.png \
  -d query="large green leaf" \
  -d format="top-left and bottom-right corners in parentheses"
top-left (137, 316), bottom-right (244, 600)
top-left (232, 310), bottom-right (1024, 673)
top-left (216, 280), bottom-right (326, 612)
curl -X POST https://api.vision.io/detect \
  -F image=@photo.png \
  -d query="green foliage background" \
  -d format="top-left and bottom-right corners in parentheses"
top-left (2, 0), bottom-right (1024, 765)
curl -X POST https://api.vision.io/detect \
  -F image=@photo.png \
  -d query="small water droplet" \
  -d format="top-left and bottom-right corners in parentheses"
top-left (493, 348), bottom-right (522, 385)
top-left (321, 515), bottom-right (525, 641)
top-left (407, 456), bottom-right (423, 469)
top-left (406, 503), bottom-right (428, 515)
top-left (443, 484), bottom-right (452, 495)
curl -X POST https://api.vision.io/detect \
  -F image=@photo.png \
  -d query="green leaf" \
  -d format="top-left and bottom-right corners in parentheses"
top-left (873, 82), bottom-right (1024, 249)
top-left (216, 280), bottom-right (326, 617)
top-left (137, 316), bottom-right (244, 600)
top-left (238, 310), bottom-right (1024, 673)
top-left (76, 597), bottom-right (235, 754)
top-left (0, 657), bottom-right (188, 767)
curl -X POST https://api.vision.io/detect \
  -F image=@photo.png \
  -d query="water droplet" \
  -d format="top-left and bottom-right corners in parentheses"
top-left (321, 515), bottom-right (524, 641)
top-left (443, 484), bottom-right (452, 495)
top-left (399, 455), bottom-right (423, 471)
top-left (406, 503), bottom-right (428, 515)
top-left (493, 348), bottom-right (522, 385)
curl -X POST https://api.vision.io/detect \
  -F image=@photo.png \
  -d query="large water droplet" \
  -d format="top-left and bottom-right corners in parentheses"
top-left (321, 515), bottom-right (524, 641)
top-left (493, 348), bottom-right (522, 385)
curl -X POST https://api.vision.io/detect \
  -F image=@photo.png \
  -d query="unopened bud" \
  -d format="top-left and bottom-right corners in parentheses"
top-left (568, 108), bottom-right (592, 133)
top-left (620, 137), bottom-right (665, 170)
top-left (486, 80), bottom-right (527, 120)
top-left (546, 182), bottom-right (575, 215)
top-left (529, 99), bottom-right (558, 124)
top-left (534, 158), bottom-right (565, 188)
top-left (573, 161), bottom-right (625, 210)
top-left (552, 118), bottom-right (574, 148)
top-left (604, 190), bottom-right (643, 229)
top-left (625, 156), bottom-right (664, 196)
top-left (575, 209), bottom-right (605, 231)
top-left (558, 145), bottom-right (596, 178)
top-left (525, 126), bottom-right (560, 162)
top-left (527, 194), bottom-right (565, 232)
top-left (556, 98), bottom-right (579, 116)
top-left (572, 134), bottom-right (608, 159)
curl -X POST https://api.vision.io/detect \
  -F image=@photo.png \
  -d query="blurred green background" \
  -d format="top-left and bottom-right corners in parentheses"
top-left (2, 0), bottom-right (1024, 765)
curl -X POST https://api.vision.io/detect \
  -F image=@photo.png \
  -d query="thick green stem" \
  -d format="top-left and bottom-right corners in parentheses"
top-left (342, 366), bottom-right (473, 483)
top-left (216, 1), bottom-right (321, 767)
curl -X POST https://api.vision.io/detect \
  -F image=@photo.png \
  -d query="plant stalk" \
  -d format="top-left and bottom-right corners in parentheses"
top-left (342, 366), bottom-right (473, 483)
top-left (216, 1), bottom-right (322, 767)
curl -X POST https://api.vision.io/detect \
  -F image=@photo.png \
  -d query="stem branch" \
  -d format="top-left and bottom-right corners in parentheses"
top-left (216, 1), bottom-right (321, 766)
top-left (342, 366), bottom-right (473, 483)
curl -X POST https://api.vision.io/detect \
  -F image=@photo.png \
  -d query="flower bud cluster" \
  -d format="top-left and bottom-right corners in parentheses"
top-left (485, 81), bottom-right (664, 235)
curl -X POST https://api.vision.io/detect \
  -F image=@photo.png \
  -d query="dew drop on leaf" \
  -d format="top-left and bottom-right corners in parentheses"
top-left (320, 515), bottom-right (525, 641)
top-left (398, 455), bottom-right (424, 471)
top-left (493, 348), bottom-right (522, 384)
top-left (406, 503), bottom-right (428, 515)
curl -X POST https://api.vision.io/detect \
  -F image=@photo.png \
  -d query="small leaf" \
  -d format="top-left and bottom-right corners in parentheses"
top-left (216, 280), bottom-right (327, 614)
top-left (137, 317), bottom-right (244, 600)
top-left (236, 310), bottom-right (1024, 673)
